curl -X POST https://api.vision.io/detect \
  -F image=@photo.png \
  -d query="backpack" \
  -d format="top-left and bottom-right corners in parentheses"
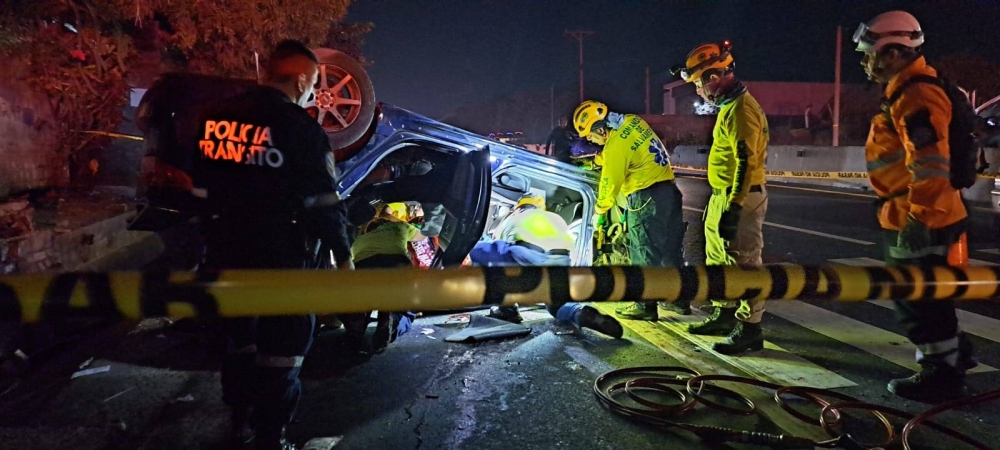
top-left (886, 75), bottom-right (981, 189)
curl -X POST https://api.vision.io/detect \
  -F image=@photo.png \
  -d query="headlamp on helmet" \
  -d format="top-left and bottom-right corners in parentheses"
top-left (675, 41), bottom-right (735, 83)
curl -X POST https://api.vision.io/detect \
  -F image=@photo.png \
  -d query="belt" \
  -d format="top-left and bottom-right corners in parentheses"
top-left (712, 185), bottom-right (763, 195)
top-left (514, 241), bottom-right (571, 256)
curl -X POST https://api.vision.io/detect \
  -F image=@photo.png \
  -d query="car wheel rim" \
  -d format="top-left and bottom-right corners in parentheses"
top-left (306, 63), bottom-right (364, 132)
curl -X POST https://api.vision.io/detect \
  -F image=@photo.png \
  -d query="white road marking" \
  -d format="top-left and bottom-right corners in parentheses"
top-left (682, 206), bottom-right (876, 245)
top-left (831, 257), bottom-right (1000, 345)
top-left (978, 249), bottom-right (1000, 255)
top-left (766, 301), bottom-right (995, 374)
top-left (594, 303), bottom-right (857, 388)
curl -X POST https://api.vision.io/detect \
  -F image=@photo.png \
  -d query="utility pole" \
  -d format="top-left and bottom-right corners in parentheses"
top-left (833, 25), bottom-right (842, 147)
top-left (645, 66), bottom-right (651, 115)
top-left (566, 30), bottom-right (595, 103)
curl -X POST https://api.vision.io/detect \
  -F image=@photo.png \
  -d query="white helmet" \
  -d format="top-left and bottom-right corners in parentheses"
top-left (853, 11), bottom-right (924, 53)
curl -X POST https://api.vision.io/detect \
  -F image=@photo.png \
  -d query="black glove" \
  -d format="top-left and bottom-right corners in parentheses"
top-left (897, 213), bottom-right (930, 254)
top-left (718, 203), bottom-right (742, 242)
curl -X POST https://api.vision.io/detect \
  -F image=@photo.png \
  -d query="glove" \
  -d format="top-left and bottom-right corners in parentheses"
top-left (718, 203), bottom-right (742, 242)
top-left (592, 213), bottom-right (606, 230)
top-left (897, 214), bottom-right (931, 253)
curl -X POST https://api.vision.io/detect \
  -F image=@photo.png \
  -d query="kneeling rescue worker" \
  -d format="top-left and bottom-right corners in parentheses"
top-left (675, 41), bottom-right (769, 355)
top-left (193, 40), bottom-right (354, 450)
top-left (572, 101), bottom-right (687, 321)
top-left (470, 194), bottom-right (624, 338)
top-left (855, 10), bottom-right (977, 401)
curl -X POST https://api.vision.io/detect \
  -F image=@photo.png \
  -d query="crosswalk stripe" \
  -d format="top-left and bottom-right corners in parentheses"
top-left (593, 303), bottom-right (856, 389)
top-left (978, 249), bottom-right (999, 255)
top-left (830, 256), bottom-right (1000, 347)
top-left (829, 256), bottom-right (996, 266)
top-left (766, 301), bottom-right (995, 373)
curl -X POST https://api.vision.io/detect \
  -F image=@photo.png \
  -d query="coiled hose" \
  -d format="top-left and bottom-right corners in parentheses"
top-left (593, 366), bottom-right (998, 449)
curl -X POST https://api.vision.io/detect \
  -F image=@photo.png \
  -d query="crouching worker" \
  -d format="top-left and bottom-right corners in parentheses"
top-left (342, 202), bottom-right (419, 353)
top-left (470, 194), bottom-right (623, 338)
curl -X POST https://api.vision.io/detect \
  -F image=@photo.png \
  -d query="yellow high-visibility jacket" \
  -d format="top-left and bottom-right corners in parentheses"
top-left (708, 89), bottom-right (768, 206)
top-left (594, 114), bottom-right (674, 214)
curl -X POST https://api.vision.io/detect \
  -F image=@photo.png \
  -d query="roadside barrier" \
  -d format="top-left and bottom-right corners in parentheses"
top-left (2, 264), bottom-right (999, 324)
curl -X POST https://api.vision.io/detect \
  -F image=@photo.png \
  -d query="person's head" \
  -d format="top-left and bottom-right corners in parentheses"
top-left (853, 11), bottom-right (924, 84)
top-left (514, 193), bottom-right (545, 212)
top-left (558, 117), bottom-right (568, 128)
top-left (265, 40), bottom-right (320, 107)
top-left (572, 100), bottom-right (611, 146)
top-left (677, 42), bottom-right (736, 104)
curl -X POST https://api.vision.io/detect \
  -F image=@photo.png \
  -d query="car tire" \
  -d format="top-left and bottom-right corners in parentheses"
top-left (306, 48), bottom-right (377, 152)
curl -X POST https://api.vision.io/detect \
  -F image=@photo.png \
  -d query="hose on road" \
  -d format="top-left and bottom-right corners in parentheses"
top-left (594, 366), bottom-right (998, 449)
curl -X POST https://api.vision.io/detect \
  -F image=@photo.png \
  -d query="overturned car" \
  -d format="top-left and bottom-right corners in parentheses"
top-left (133, 49), bottom-right (616, 267)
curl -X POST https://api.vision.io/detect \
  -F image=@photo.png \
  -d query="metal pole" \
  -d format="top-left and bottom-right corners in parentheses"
top-left (645, 66), bottom-right (651, 115)
top-left (566, 30), bottom-right (595, 103)
top-left (4, 265), bottom-right (1000, 323)
top-left (833, 25), bottom-right (842, 147)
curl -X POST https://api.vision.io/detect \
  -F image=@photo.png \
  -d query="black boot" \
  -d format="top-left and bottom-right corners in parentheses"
top-left (488, 305), bottom-right (523, 324)
top-left (888, 362), bottom-right (968, 402)
top-left (615, 302), bottom-right (658, 321)
top-left (578, 306), bottom-right (624, 339)
top-left (658, 299), bottom-right (692, 316)
top-left (958, 332), bottom-right (978, 372)
top-left (713, 321), bottom-right (764, 355)
top-left (687, 306), bottom-right (738, 336)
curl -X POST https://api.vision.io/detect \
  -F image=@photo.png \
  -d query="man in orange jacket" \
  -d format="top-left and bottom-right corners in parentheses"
top-left (856, 10), bottom-right (975, 402)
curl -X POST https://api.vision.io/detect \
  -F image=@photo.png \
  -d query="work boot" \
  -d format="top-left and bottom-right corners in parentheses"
top-left (888, 363), bottom-right (968, 402)
top-left (488, 305), bottom-right (523, 324)
top-left (713, 321), bottom-right (764, 355)
top-left (578, 306), bottom-right (624, 339)
top-left (958, 332), bottom-right (978, 372)
top-left (615, 302), bottom-right (658, 321)
top-left (658, 300), bottom-right (692, 316)
top-left (687, 306), bottom-right (738, 336)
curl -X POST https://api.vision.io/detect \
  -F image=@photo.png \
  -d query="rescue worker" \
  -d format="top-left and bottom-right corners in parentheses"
top-left (572, 101), bottom-right (688, 322)
top-left (470, 194), bottom-right (624, 338)
top-left (194, 40), bottom-right (353, 450)
top-left (675, 42), bottom-right (769, 355)
top-left (342, 203), bottom-right (419, 353)
top-left (855, 11), bottom-right (975, 401)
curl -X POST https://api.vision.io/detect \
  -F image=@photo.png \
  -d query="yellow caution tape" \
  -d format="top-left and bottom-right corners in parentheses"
top-left (672, 165), bottom-right (1000, 180)
top-left (2, 264), bottom-right (999, 324)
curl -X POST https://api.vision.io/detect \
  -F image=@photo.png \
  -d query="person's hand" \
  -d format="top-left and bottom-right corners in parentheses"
top-left (897, 214), bottom-right (930, 253)
top-left (592, 213), bottom-right (606, 230)
top-left (718, 203), bottom-right (742, 242)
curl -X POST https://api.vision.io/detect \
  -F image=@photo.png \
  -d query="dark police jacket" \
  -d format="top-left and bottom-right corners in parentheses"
top-left (193, 86), bottom-right (351, 269)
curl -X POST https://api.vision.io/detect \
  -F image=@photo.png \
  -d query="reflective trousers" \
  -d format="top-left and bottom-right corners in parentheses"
top-left (704, 189), bottom-right (768, 323)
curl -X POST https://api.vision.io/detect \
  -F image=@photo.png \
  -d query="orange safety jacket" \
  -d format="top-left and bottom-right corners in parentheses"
top-left (865, 57), bottom-right (967, 231)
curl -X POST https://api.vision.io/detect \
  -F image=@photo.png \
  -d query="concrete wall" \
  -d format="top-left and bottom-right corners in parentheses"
top-left (672, 145), bottom-right (1000, 204)
top-left (0, 76), bottom-right (66, 199)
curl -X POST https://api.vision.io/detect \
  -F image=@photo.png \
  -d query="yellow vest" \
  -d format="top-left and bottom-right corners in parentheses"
top-left (594, 114), bottom-right (675, 214)
top-left (708, 90), bottom-right (768, 205)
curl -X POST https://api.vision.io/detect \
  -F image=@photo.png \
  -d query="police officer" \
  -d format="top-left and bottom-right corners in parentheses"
top-left (855, 11), bottom-right (975, 401)
top-left (675, 42), bottom-right (769, 355)
top-left (194, 40), bottom-right (353, 450)
top-left (572, 101), bottom-right (688, 321)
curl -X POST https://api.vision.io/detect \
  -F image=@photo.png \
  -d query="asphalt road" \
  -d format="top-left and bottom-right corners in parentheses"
top-left (2, 177), bottom-right (999, 450)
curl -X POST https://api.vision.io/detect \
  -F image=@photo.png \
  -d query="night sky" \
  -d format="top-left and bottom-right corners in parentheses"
top-left (348, 0), bottom-right (1000, 119)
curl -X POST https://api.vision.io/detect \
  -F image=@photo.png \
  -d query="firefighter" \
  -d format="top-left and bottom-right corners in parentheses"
top-left (193, 40), bottom-right (353, 450)
top-left (675, 42), bottom-right (769, 355)
top-left (470, 194), bottom-right (624, 338)
top-left (572, 101), bottom-right (688, 321)
top-left (855, 11), bottom-right (975, 401)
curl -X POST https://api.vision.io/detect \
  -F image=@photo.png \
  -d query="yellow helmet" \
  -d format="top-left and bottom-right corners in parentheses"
top-left (572, 100), bottom-right (608, 138)
top-left (383, 202), bottom-right (409, 221)
top-left (515, 193), bottom-right (545, 211)
top-left (678, 41), bottom-right (734, 83)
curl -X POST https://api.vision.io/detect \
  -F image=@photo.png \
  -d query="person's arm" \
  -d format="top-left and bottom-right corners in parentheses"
top-left (895, 83), bottom-right (954, 227)
top-left (727, 103), bottom-right (766, 207)
top-left (595, 142), bottom-right (628, 215)
top-left (299, 123), bottom-right (353, 269)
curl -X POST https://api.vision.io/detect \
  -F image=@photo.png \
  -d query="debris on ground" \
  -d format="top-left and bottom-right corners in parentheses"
top-left (302, 436), bottom-right (343, 450)
top-left (79, 357), bottom-right (94, 369)
top-left (103, 386), bottom-right (136, 403)
top-left (173, 394), bottom-right (195, 403)
top-left (71, 365), bottom-right (111, 379)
